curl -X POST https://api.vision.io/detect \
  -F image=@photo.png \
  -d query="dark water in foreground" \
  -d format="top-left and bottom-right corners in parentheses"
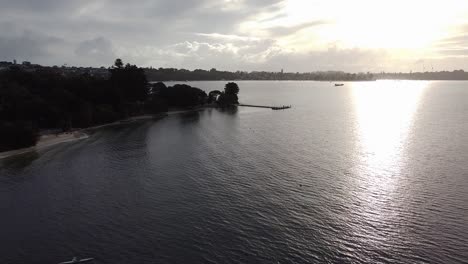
top-left (1, 81), bottom-right (468, 264)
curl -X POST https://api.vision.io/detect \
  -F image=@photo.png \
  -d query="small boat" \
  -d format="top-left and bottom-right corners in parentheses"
top-left (334, 83), bottom-right (344, 86)
top-left (59, 257), bottom-right (94, 264)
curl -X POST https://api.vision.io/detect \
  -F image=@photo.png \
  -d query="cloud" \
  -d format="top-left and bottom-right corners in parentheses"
top-left (0, 0), bottom-right (467, 71)
top-left (195, 33), bottom-right (261, 42)
top-left (114, 39), bottom-right (391, 73)
top-left (433, 24), bottom-right (468, 59)
top-left (265, 20), bottom-right (329, 37)
top-left (0, 30), bottom-right (64, 62)
top-left (0, 0), bottom-right (285, 65)
top-left (436, 48), bottom-right (468, 57)
top-left (265, 47), bottom-right (390, 72)
top-left (75, 37), bottom-right (116, 64)
top-left (0, 0), bottom-right (87, 12)
top-left (438, 35), bottom-right (468, 46)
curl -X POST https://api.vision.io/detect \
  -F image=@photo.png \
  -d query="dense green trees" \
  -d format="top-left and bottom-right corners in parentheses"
top-left (224, 82), bottom-right (239, 95)
top-left (1, 60), bottom-right (240, 152)
top-left (0, 59), bottom-right (150, 151)
top-left (0, 121), bottom-right (38, 152)
top-left (114, 58), bottom-right (124, 69)
top-left (110, 60), bottom-right (149, 102)
top-left (217, 82), bottom-right (239, 106)
top-left (154, 84), bottom-right (207, 108)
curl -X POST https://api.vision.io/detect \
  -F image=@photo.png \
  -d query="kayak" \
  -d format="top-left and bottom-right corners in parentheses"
top-left (59, 257), bottom-right (94, 264)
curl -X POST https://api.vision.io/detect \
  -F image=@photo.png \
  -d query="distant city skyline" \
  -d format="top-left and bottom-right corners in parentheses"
top-left (1, 0), bottom-right (468, 72)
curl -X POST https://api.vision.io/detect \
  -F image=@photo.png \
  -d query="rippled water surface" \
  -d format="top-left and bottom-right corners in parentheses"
top-left (1, 81), bottom-right (468, 263)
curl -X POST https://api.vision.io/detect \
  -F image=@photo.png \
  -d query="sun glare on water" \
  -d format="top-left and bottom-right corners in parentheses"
top-left (345, 81), bottom-right (428, 246)
top-left (351, 80), bottom-right (427, 171)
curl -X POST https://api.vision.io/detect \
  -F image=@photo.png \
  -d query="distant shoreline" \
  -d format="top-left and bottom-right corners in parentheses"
top-left (159, 79), bottom-right (468, 82)
top-left (3, 61), bottom-right (468, 81)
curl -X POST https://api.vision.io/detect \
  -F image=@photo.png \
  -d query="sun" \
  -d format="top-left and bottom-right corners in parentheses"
top-left (332, 0), bottom-right (457, 49)
top-left (268, 0), bottom-right (468, 51)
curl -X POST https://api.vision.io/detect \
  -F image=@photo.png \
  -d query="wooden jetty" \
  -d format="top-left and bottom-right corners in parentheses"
top-left (239, 104), bottom-right (292, 110)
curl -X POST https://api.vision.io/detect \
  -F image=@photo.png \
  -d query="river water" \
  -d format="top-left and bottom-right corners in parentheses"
top-left (1, 81), bottom-right (467, 263)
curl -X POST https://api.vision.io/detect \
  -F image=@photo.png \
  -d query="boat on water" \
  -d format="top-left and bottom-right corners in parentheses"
top-left (59, 257), bottom-right (94, 264)
top-left (334, 83), bottom-right (344, 86)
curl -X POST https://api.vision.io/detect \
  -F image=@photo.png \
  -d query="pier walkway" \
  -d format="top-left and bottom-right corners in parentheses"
top-left (238, 104), bottom-right (292, 110)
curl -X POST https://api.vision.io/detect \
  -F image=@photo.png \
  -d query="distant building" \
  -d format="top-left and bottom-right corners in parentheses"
top-left (0, 61), bottom-right (13, 71)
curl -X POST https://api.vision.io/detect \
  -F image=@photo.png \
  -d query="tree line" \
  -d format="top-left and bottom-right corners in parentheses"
top-left (145, 68), bottom-right (375, 81)
top-left (0, 59), bottom-right (239, 152)
top-left (376, 70), bottom-right (468, 80)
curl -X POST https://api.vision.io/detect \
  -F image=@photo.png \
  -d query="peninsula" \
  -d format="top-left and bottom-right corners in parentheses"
top-left (0, 59), bottom-right (239, 154)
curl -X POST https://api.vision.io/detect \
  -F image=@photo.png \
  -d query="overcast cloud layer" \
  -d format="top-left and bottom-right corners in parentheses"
top-left (1, 0), bottom-right (468, 72)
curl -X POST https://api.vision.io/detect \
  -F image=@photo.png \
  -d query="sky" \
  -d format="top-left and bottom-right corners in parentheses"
top-left (1, 0), bottom-right (468, 72)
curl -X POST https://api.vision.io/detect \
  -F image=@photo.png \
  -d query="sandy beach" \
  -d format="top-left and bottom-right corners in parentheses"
top-left (0, 107), bottom-right (211, 160)
top-left (0, 131), bottom-right (89, 160)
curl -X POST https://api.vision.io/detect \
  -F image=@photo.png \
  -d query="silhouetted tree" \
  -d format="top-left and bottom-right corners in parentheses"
top-left (151, 82), bottom-right (167, 95)
top-left (159, 84), bottom-right (207, 107)
top-left (114, 58), bottom-right (123, 69)
top-left (218, 82), bottom-right (239, 105)
top-left (217, 93), bottom-right (238, 106)
top-left (225, 82), bottom-right (239, 95)
top-left (109, 60), bottom-right (149, 105)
